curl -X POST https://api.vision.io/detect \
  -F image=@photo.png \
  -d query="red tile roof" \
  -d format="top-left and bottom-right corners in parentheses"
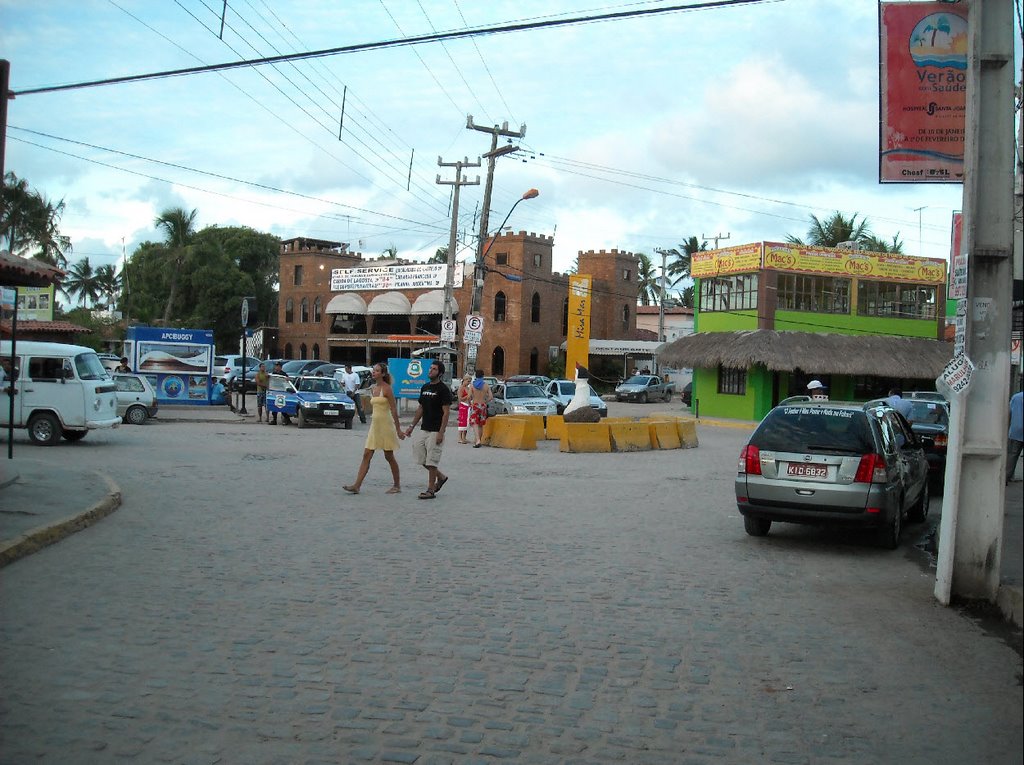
top-left (0, 251), bottom-right (65, 288)
top-left (1, 319), bottom-right (91, 335)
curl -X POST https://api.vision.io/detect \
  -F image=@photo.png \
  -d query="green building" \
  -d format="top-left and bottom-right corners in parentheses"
top-left (659, 241), bottom-right (953, 421)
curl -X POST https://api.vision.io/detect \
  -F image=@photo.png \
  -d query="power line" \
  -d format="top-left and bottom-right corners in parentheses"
top-left (11, 0), bottom-right (771, 96)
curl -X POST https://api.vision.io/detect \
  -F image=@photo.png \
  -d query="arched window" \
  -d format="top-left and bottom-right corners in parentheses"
top-left (312, 343), bottom-right (320, 360)
top-left (562, 297), bottom-right (569, 336)
top-left (494, 291), bottom-right (507, 322)
top-left (285, 298), bottom-right (294, 323)
top-left (531, 292), bottom-right (541, 323)
top-left (622, 304), bottom-right (631, 331)
top-left (313, 296), bottom-right (322, 323)
top-left (300, 297), bottom-right (309, 323)
top-left (491, 346), bottom-right (505, 377)
top-left (300, 343), bottom-right (308, 359)
top-left (284, 343), bottom-right (293, 358)
top-left (529, 347), bottom-right (539, 375)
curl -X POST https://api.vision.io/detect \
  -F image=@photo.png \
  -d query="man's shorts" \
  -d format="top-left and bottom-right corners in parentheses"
top-left (411, 428), bottom-right (444, 468)
top-left (256, 391), bottom-right (267, 406)
top-left (469, 402), bottom-right (488, 427)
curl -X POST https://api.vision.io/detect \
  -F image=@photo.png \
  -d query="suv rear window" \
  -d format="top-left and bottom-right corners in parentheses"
top-left (751, 406), bottom-right (875, 454)
top-left (905, 401), bottom-right (948, 426)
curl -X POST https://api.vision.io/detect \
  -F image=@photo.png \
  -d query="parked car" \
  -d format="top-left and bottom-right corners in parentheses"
top-left (614, 375), bottom-right (675, 403)
top-left (332, 365), bottom-right (373, 391)
top-left (902, 398), bottom-right (949, 487)
top-left (214, 355), bottom-right (261, 389)
top-left (112, 373), bottom-right (159, 424)
top-left (486, 383), bottom-right (559, 417)
top-left (279, 359), bottom-right (323, 378)
top-left (735, 400), bottom-right (930, 549)
top-left (680, 381), bottom-right (693, 407)
top-left (308, 362), bottom-right (344, 378)
top-left (505, 374), bottom-right (552, 388)
top-left (265, 374), bottom-right (356, 429)
top-left (97, 353), bottom-right (122, 374)
top-left (907, 391), bottom-right (947, 402)
top-left (544, 379), bottom-right (607, 417)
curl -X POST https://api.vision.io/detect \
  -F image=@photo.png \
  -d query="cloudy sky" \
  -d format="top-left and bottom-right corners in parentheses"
top-left (2, 0), bottom-right (1020, 280)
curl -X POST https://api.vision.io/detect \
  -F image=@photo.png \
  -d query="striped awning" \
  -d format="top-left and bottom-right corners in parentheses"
top-left (324, 293), bottom-right (367, 314)
top-left (367, 291), bottom-right (412, 315)
top-left (411, 289), bottom-right (457, 315)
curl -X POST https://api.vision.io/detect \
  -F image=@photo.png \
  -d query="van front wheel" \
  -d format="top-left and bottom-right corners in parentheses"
top-left (28, 413), bottom-right (61, 446)
top-left (62, 429), bottom-right (87, 442)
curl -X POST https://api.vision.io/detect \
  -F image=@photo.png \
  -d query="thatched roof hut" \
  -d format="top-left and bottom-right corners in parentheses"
top-left (658, 330), bottom-right (953, 378)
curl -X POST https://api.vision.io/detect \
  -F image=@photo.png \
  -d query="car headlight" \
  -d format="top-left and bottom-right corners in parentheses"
top-left (511, 404), bottom-right (528, 413)
top-left (302, 400), bottom-right (316, 408)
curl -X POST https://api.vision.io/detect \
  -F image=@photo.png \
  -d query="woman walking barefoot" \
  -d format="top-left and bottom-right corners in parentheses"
top-left (343, 363), bottom-right (405, 494)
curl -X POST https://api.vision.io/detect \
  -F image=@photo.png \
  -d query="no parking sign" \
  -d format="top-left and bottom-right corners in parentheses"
top-left (463, 314), bottom-right (484, 345)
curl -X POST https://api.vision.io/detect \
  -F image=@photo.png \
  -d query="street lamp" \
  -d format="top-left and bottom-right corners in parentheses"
top-left (465, 189), bottom-right (539, 375)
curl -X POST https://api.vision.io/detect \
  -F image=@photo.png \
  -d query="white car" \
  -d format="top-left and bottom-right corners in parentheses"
top-left (112, 373), bottom-right (159, 424)
top-left (486, 383), bottom-right (559, 417)
top-left (545, 379), bottom-right (607, 418)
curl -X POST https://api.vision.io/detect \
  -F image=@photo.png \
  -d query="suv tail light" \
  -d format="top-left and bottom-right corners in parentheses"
top-left (738, 445), bottom-right (761, 475)
top-left (854, 453), bottom-right (887, 483)
top-left (934, 433), bottom-right (948, 448)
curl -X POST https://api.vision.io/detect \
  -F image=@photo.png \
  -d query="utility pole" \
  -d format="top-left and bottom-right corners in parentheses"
top-left (702, 232), bottom-right (730, 250)
top-left (654, 248), bottom-right (670, 343)
top-left (465, 116), bottom-right (526, 375)
top-left (934, 0), bottom-right (1015, 605)
top-left (912, 206), bottom-right (928, 257)
top-left (436, 156), bottom-right (480, 377)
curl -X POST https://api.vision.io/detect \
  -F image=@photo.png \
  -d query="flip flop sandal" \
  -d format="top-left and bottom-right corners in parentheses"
top-left (434, 476), bottom-right (448, 493)
top-left (342, 485), bottom-right (359, 494)
top-left (418, 490), bottom-right (436, 500)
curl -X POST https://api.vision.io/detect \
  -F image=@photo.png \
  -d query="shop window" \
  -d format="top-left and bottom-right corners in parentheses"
top-left (857, 282), bottom-right (937, 319)
top-left (312, 343), bottom-right (320, 360)
top-left (494, 291), bottom-right (507, 322)
top-left (294, 265), bottom-right (303, 286)
top-left (496, 252), bottom-right (508, 266)
top-left (331, 313), bottom-right (366, 334)
top-left (529, 347), bottom-right (539, 375)
top-left (313, 296), bottom-right (322, 323)
top-left (300, 298), bottom-right (309, 323)
top-left (285, 298), bottom-right (294, 323)
top-left (777, 274), bottom-right (849, 314)
top-left (491, 346), bottom-right (505, 377)
top-left (372, 314), bottom-right (411, 335)
top-left (718, 366), bottom-right (747, 395)
top-left (699, 273), bottom-right (759, 312)
top-left (531, 292), bottom-right (541, 323)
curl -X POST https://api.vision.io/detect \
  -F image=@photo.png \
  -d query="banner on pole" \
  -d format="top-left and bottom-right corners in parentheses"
top-left (565, 275), bottom-right (592, 375)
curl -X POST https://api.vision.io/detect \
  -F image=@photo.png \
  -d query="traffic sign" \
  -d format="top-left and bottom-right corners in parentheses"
top-left (463, 314), bottom-right (484, 344)
top-left (440, 319), bottom-right (457, 342)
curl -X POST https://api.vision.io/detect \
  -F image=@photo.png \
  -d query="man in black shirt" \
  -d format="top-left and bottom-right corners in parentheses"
top-left (404, 360), bottom-right (452, 499)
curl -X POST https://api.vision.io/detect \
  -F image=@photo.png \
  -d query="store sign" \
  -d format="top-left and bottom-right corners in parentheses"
top-left (879, 2), bottom-right (968, 183)
top-left (388, 358), bottom-right (430, 400)
top-left (691, 243), bottom-right (763, 278)
top-left (330, 261), bottom-right (463, 292)
top-left (938, 353), bottom-right (974, 396)
top-left (762, 242), bottom-right (947, 284)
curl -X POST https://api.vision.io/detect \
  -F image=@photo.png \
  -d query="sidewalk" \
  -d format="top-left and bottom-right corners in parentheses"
top-left (1, 408), bottom-right (1021, 627)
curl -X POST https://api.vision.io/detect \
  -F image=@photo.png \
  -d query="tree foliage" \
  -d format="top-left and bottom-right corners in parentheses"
top-left (787, 212), bottom-right (871, 248)
top-left (664, 236), bottom-right (705, 288)
top-left (1, 172), bottom-right (73, 267)
top-left (155, 207), bottom-right (198, 323)
top-left (63, 257), bottom-right (100, 307)
top-left (635, 253), bottom-right (660, 306)
top-left (124, 223), bottom-right (280, 351)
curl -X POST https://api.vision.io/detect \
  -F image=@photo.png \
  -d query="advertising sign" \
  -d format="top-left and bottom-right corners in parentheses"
top-left (565, 275), bottom-right (593, 376)
top-left (948, 210), bottom-right (962, 290)
top-left (14, 285), bottom-right (55, 321)
top-left (938, 353), bottom-right (974, 396)
top-left (762, 242), bottom-right (947, 284)
top-left (949, 253), bottom-right (968, 299)
top-left (879, 2), bottom-right (968, 183)
top-left (388, 357), bottom-right (430, 400)
top-left (330, 261), bottom-right (463, 292)
top-left (126, 326), bottom-right (216, 405)
top-left (691, 243), bottom-right (763, 278)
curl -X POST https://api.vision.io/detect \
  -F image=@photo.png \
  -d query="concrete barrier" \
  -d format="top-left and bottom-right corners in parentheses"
top-left (676, 418), bottom-right (699, 448)
top-left (608, 421), bottom-right (653, 452)
top-left (544, 415), bottom-right (565, 441)
top-left (647, 420), bottom-right (682, 449)
top-left (486, 416), bottom-right (538, 450)
top-left (560, 423), bottom-right (613, 453)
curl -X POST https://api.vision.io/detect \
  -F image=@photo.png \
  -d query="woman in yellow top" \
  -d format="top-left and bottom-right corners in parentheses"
top-left (343, 362), bottom-right (405, 494)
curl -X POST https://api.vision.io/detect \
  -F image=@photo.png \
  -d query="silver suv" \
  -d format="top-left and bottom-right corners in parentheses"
top-left (213, 355), bottom-right (261, 387)
top-left (735, 401), bottom-right (929, 549)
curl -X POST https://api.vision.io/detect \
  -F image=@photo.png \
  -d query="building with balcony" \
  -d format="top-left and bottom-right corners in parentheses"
top-left (274, 235), bottom-right (640, 378)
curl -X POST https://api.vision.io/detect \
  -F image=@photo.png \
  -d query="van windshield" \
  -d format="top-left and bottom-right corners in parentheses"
top-left (75, 352), bottom-right (107, 380)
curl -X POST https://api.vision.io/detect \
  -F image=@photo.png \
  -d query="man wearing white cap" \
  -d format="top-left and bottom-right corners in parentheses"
top-left (806, 379), bottom-right (829, 400)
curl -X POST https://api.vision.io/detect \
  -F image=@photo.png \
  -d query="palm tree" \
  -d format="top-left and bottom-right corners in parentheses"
top-left (429, 246), bottom-right (448, 264)
top-left (155, 207), bottom-right (198, 324)
top-left (787, 212), bottom-right (872, 248)
top-left (663, 236), bottom-right (706, 288)
top-left (94, 264), bottom-right (122, 309)
top-left (1, 172), bottom-right (73, 267)
top-left (635, 253), bottom-right (660, 306)
top-left (861, 233), bottom-right (906, 254)
top-left (381, 244), bottom-right (398, 259)
top-left (63, 257), bottom-right (100, 307)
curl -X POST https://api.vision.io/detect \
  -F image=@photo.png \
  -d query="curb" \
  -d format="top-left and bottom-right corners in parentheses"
top-left (0, 471), bottom-right (122, 568)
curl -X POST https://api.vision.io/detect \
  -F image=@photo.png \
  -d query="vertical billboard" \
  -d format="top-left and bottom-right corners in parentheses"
top-left (126, 326), bottom-right (215, 405)
top-left (879, 1), bottom-right (968, 183)
top-left (565, 275), bottom-right (592, 376)
top-left (15, 286), bottom-right (55, 321)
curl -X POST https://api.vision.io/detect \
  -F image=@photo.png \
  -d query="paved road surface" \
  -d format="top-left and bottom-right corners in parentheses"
top-left (1, 412), bottom-right (1021, 764)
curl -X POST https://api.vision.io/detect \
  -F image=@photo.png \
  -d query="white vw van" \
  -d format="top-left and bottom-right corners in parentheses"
top-left (0, 340), bottom-right (121, 445)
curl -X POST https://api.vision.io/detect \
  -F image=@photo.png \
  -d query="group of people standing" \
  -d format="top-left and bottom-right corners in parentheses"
top-left (342, 359), bottom-right (460, 500)
top-left (456, 370), bottom-right (493, 448)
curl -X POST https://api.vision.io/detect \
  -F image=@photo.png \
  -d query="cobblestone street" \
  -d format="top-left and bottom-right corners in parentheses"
top-left (1, 415), bottom-right (1021, 764)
